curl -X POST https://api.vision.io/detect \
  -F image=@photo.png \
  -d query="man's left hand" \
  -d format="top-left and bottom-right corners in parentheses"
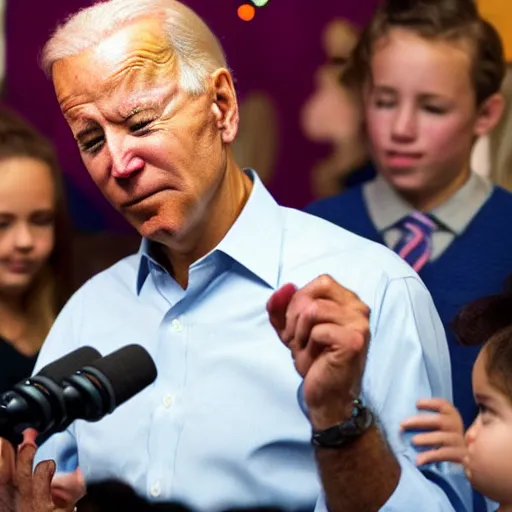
top-left (267, 275), bottom-right (371, 429)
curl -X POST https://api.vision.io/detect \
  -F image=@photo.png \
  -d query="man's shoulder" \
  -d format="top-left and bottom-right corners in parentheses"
top-left (75, 253), bottom-right (141, 298)
top-left (279, 207), bottom-right (416, 283)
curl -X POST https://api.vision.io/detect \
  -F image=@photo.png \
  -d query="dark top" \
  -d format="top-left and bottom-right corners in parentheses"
top-left (0, 338), bottom-right (39, 394)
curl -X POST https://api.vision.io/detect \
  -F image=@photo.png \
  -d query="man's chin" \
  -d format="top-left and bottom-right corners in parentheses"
top-left (136, 217), bottom-right (182, 245)
top-left (121, 201), bottom-right (188, 247)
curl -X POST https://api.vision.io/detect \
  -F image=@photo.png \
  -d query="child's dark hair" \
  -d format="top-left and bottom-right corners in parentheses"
top-left (344, 0), bottom-right (506, 105)
top-left (453, 277), bottom-right (512, 398)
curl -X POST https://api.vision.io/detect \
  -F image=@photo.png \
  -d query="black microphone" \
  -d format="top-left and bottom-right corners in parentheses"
top-left (53, 344), bottom-right (157, 436)
top-left (1, 345), bottom-right (157, 447)
top-left (37, 346), bottom-right (102, 383)
top-left (0, 346), bottom-right (102, 446)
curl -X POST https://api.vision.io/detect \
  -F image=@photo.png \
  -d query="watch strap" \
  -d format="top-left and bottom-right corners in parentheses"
top-left (311, 398), bottom-right (374, 448)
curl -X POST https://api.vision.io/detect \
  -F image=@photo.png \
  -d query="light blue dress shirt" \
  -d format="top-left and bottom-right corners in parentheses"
top-left (34, 170), bottom-right (471, 511)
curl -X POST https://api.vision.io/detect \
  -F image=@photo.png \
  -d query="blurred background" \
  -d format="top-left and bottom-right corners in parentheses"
top-left (1, 0), bottom-right (511, 285)
top-left (1, 5), bottom-right (512, 496)
top-left (1, 0), bottom-right (379, 231)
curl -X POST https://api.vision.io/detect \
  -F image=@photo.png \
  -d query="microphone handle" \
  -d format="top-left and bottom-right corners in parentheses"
top-left (36, 372), bottom-right (112, 446)
top-left (35, 383), bottom-right (84, 446)
top-left (0, 402), bottom-right (25, 446)
top-left (0, 376), bottom-right (67, 447)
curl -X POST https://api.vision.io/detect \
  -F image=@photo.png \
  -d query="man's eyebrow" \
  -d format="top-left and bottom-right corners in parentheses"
top-left (76, 125), bottom-right (102, 140)
top-left (121, 107), bottom-right (144, 120)
top-left (117, 87), bottom-right (175, 118)
top-left (119, 101), bottom-right (161, 120)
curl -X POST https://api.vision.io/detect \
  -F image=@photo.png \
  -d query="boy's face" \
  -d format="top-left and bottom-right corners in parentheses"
top-left (364, 28), bottom-right (497, 207)
top-left (464, 349), bottom-right (512, 505)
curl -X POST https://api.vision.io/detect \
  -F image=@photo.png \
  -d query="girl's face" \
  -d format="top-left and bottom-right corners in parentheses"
top-left (0, 156), bottom-right (56, 297)
top-left (364, 28), bottom-right (500, 207)
top-left (464, 349), bottom-right (512, 505)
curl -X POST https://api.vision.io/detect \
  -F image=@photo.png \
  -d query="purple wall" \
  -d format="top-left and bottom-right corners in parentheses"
top-left (4, 0), bottom-right (377, 231)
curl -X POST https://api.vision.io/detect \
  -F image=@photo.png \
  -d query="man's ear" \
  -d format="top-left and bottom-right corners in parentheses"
top-left (210, 68), bottom-right (239, 143)
top-left (474, 92), bottom-right (505, 137)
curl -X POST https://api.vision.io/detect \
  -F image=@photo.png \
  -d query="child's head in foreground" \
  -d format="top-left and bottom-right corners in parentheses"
top-left (453, 289), bottom-right (512, 506)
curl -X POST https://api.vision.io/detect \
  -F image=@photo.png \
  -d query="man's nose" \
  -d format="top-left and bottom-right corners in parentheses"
top-left (107, 133), bottom-right (145, 179)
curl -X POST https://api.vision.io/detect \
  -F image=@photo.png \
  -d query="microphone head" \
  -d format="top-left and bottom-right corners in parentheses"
top-left (83, 345), bottom-right (157, 408)
top-left (37, 346), bottom-right (102, 383)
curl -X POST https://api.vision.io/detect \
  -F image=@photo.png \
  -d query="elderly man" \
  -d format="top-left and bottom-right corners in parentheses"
top-left (0, 0), bottom-right (471, 511)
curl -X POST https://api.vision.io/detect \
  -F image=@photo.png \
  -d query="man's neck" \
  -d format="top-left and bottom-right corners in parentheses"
top-left (161, 157), bottom-right (253, 289)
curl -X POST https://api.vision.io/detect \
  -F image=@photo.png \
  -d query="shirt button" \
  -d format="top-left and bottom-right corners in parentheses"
top-left (171, 319), bottom-right (183, 332)
top-left (150, 481), bottom-right (161, 497)
top-left (163, 394), bottom-right (174, 408)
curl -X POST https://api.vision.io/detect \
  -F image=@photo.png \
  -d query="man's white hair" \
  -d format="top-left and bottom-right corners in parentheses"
top-left (41, 0), bottom-right (227, 94)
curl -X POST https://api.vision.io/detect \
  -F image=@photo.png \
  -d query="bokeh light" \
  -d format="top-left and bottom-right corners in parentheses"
top-left (252, 0), bottom-right (269, 6)
top-left (238, 4), bottom-right (256, 21)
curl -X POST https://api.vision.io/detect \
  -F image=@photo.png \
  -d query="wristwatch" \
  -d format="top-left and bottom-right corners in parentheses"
top-left (311, 398), bottom-right (374, 448)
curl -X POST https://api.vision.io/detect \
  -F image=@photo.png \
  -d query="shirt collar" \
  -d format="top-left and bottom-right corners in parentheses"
top-left (136, 239), bottom-right (153, 293)
top-left (431, 173), bottom-right (492, 234)
top-left (136, 169), bottom-right (283, 293)
top-left (363, 175), bottom-right (411, 231)
top-left (364, 172), bottom-right (492, 234)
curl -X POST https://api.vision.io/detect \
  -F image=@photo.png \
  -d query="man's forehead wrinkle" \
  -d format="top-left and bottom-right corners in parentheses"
top-left (59, 93), bottom-right (90, 116)
top-left (103, 48), bottom-right (177, 93)
top-left (54, 32), bottom-right (180, 126)
top-left (104, 41), bottom-right (175, 74)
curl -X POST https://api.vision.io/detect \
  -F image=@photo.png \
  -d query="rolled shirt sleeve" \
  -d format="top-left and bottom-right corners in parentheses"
top-left (312, 276), bottom-right (472, 512)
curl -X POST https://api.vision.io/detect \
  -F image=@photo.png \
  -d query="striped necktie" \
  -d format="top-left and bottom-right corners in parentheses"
top-left (392, 212), bottom-right (437, 272)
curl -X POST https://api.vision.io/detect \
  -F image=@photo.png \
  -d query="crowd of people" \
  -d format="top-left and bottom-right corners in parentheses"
top-left (0, 0), bottom-right (511, 511)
